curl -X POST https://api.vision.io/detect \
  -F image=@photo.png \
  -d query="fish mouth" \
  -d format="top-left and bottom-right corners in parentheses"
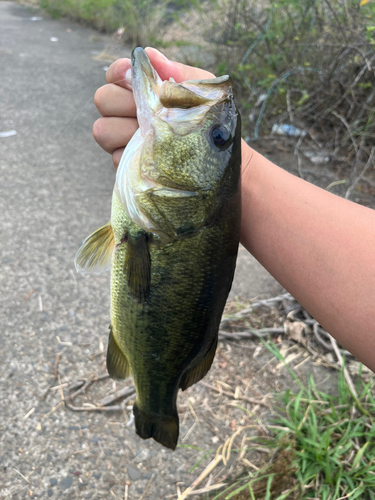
top-left (131, 47), bottom-right (233, 135)
top-left (131, 47), bottom-right (157, 85)
top-left (131, 47), bottom-right (162, 135)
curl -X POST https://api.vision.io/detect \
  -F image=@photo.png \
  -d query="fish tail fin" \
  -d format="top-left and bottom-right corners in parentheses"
top-left (133, 402), bottom-right (179, 450)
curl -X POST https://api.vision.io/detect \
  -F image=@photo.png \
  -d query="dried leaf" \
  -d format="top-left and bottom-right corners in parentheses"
top-left (284, 320), bottom-right (307, 345)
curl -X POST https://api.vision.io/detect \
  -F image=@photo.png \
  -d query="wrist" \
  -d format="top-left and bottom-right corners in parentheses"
top-left (241, 139), bottom-right (255, 180)
top-left (239, 140), bottom-right (262, 252)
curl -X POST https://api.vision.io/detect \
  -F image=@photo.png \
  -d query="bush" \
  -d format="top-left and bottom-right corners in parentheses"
top-left (200, 0), bottom-right (375, 174)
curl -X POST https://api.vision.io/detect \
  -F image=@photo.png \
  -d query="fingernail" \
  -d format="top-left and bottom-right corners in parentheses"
top-left (125, 68), bottom-right (132, 88)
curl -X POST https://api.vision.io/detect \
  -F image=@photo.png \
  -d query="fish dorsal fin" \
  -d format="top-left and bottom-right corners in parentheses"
top-left (75, 222), bottom-right (114, 274)
top-left (179, 336), bottom-right (218, 391)
top-left (106, 325), bottom-right (131, 380)
top-left (125, 233), bottom-right (151, 302)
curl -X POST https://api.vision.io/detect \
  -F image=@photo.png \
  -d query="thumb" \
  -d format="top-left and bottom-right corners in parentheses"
top-left (145, 47), bottom-right (215, 83)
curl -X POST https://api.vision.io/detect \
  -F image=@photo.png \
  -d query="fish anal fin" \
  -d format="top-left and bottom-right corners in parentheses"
top-left (125, 233), bottom-right (151, 302)
top-left (133, 402), bottom-right (179, 451)
top-left (180, 337), bottom-right (218, 391)
top-left (75, 222), bottom-right (114, 274)
top-left (106, 325), bottom-right (130, 380)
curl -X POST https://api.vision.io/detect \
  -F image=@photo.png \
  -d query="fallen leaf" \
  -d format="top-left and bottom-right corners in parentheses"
top-left (284, 320), bottom-right (307, 345)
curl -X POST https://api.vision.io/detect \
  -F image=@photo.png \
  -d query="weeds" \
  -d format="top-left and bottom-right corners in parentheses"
top-left (38, 0), bottom-right (171, 45)
top-left (268, 371), bottom-right (375, 499)
top-left (175, 294), bottom-right (375, 499)
top-left (202, 346), bottom-right (375, 499)
top-left (157, 0), bottom-right (375, 186)
top-left (201, 0), bottom-right (375, 179)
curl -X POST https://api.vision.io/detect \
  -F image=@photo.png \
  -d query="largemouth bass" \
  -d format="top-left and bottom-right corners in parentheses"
top-left (75, 47), bottom-right (241, 450)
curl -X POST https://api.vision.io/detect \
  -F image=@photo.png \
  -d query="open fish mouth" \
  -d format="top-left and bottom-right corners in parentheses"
top-left (131, 47), bottom-right (233, 135)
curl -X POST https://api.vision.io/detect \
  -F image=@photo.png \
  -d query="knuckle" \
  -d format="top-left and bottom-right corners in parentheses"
top-left (93, 86), bottom-right (106, 114)
top-left (106, 58), bottom-right (125, 84)
top-left (92, 118), bottom-right (104, 142)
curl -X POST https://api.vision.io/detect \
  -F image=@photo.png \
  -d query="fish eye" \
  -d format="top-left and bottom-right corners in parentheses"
top-left (211, 124), bottom-right (231, 147)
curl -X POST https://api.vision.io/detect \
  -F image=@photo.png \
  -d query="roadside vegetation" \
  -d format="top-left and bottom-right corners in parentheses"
top-left (37, 0), bottom-right (375, 187)
top-left (173, 295), bottom-right (375, 499)
top-left (204, 350), bottom-right (375, 499)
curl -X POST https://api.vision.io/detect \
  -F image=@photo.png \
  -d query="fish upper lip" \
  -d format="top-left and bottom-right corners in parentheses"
top-left (131, 47), bottom-right (156, 84)
top-left (131, 47), bottom-right (162, 136)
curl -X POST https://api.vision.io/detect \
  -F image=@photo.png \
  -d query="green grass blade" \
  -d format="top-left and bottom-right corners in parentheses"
top-left (264, 474), bottom-right (274, 500)
top-left (352, 442), bottom-right (369, 469)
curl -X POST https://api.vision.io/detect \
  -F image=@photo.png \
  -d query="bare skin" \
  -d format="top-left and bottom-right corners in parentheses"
top-left (93, 47), bottom-right (375, 372)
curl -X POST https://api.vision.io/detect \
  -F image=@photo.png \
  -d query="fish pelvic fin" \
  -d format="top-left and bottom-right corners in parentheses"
top-left (180, 336), bottom-right (218, 391)
top-left (133, 402), bottom-right (179, 450)
top-left (75, 222), bottom-right (114, 274)
top-left (106, 325), bottom-right (131, 380)
top-left (124, 232), bottom-right (151, 302)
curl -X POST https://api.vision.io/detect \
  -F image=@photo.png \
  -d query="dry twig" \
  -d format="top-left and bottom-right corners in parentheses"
top-left (40, 354), bottom-right (62, 400)
top-left (200, 381), bottom-right (270, 408)
top-left (98, 386), bottom-right (135, 406)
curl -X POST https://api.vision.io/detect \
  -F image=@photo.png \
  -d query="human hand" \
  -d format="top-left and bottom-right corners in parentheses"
top-left (92, 47), bottom-right (215, 169)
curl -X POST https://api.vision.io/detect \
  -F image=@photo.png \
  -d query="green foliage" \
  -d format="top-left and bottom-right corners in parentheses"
top-left (268, 371), bottom-right (375, 498)
top-left (38, 0), bottom-right (170, 44)
top-left (216, 61), bottom-right (228, 75)
top-left (196, 0), bottom-right (375, 171)
top-left (207, 341), bottom-right (375, 499)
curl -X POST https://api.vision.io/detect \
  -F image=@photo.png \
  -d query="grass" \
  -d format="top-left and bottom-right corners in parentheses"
top-left (192, 339), bottom-right (375, 500)
top-left (38, 0), bottom-right (172, 45)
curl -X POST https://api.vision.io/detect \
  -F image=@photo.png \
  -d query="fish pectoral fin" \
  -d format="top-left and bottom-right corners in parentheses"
top-left (106, 325), bottom-right (131, 380)
top-left (75, 222), bottom-right (114, 274)
top-left (125, 233), bottom-right (151, 302)
top-left (133, 402), bottom-right (179, 451)
top-left (180, 336), bottom-right (218, 391)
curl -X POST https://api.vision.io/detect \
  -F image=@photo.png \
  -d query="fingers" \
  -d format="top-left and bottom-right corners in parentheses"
top-left (92, 117), bottom-right (138, 154)
top-left (105, 58), bottom-right (132, 89)
top-left (96, 48), bottom-right (216, 162)
top-left (94, 84), bottom-right (136, 118)
top-left (145, 47), bottom-right (215, 82)
top-left (105, 48), bottom-right (215, 87)
top-left (112, 148), bottom-right (124, 170)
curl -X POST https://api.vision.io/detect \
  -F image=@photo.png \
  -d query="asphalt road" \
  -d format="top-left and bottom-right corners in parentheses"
top-left (0, 2), bottom-right (281, 498)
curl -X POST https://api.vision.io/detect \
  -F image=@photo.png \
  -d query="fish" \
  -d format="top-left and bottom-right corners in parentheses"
top-left (75, 47), bottom-right (241, 450)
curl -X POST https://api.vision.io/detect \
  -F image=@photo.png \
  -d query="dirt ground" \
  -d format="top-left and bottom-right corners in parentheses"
top-left (1, 2), bottom-right (375, 499)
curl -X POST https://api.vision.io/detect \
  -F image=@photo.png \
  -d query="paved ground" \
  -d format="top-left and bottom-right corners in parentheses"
top-left (0, 2), bottom-right (285, 499)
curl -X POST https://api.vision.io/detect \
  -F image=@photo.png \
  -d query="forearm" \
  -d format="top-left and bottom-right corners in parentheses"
top-left (241, 141), bottom-right (375, 370)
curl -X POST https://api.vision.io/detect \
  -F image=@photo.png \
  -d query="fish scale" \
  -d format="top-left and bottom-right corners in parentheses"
top-left (75, 47), bottom-right (241, 449)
